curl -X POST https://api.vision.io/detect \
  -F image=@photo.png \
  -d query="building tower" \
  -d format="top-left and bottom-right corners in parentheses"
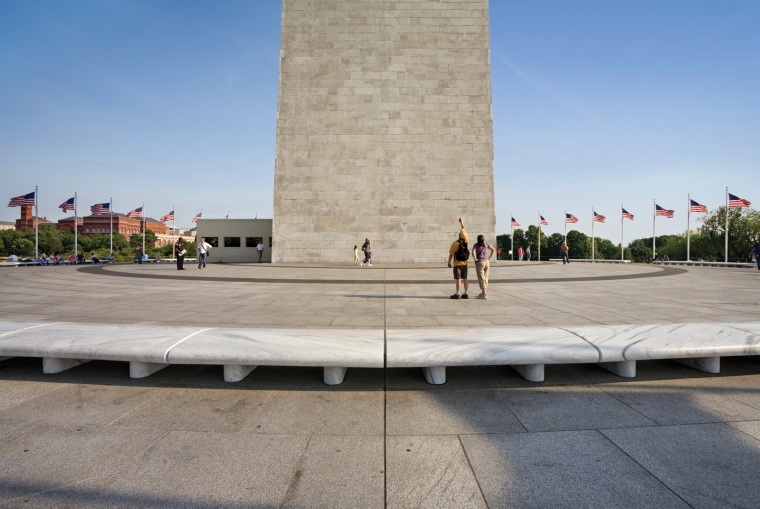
top-left (273, 0), bottom-right (494, 262)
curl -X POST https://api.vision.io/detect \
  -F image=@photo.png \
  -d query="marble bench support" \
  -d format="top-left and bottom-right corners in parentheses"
top-left (42, 357), bottom-right (91, 374)
top-left (224, 364), bottom-right (258, 383)
top-left (324, 367), bottom-right (348, 385)
top-left (674, 356), bottom-right (720, 374)
top-left (130, 361), bottom-right (169, 379)
top-left (511, 364), bottom-right (545, 383)
top-left (422, 366), bottom-right (446, 385)
top-left (597, 360), bottom-right (636, 378)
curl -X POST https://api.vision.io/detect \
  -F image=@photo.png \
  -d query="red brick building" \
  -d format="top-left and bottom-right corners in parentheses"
top-left (15, 206), bottom-right (51, 230)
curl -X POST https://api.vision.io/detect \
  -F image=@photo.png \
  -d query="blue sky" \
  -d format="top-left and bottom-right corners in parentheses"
top-left (2, 1), bottom-right (758, 243)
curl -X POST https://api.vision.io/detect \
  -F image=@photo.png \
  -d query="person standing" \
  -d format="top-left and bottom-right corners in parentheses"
top-left (517, 245), bottom-right (524, 261)
top-left (175, 237), bottom-right (186, 270)
top-left (472, 234), bottom-right (495, 299)
top-left (525, 245), bottom-right (531, 261)
top-left (561, 242), bottom-right (570, 264)
top-left (197, 237), bottom-right (212, 269)
top-left (353, 245), bottom-right (360, 265)
top-left (256, 240), bottom-right (265, 262)
top-left (361, 238), bottom-right (372, 266)
top-left (447, 217), bottom-right (470, 299)
top-left (753, 243), bottom-right (760, 270)
top-left (136, 246), bottom-right (143, 264)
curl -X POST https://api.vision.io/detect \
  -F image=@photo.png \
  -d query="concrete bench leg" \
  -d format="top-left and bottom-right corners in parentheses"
top-left (224, 364), bottom-right (258, 383)
top-left (130, 361), bottom-right (168, 378)
top-left (43, 357), bottom-right (90, 374)
top-left (598, 360), bottom-right (636, 378)
top-left (512, 364), bottom-right (544, 382)
top-left (324, 367), bottom-right (348, 385)
top-left (674, 356), bottom-right (720, 374)
top-left (422, 366), bottom-right (446, 385)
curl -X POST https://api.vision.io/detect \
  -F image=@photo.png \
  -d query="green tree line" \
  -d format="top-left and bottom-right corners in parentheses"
top-left (496, 207), bottom-right (759, 262)
top-left (0, 226), bottom-right (195, 262)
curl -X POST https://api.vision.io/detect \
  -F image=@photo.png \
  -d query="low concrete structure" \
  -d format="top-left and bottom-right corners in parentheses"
top-left (194, 218), bottom-right (273, 263)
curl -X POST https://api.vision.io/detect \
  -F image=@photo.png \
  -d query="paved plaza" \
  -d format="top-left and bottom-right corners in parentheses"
top-left (0, 261), bottom-right (759, 508)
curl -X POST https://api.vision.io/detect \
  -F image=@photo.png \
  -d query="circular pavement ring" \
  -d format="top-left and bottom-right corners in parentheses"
top-left (77, 264), bottom-right (688, 284)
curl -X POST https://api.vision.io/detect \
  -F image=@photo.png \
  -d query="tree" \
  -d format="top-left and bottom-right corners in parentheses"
top-left (696, 207), bottom-right (760, 261)
top-left (566, 230), bottom-right (590, 259)
top-left (525, 225), bottom-right (548, 260)
top-left (546, 233), bottom-right (565, 259)
top-left (496, 234), bottom-right (511, 260)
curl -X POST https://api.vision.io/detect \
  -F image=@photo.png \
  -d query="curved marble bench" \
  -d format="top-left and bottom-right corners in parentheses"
top-left (0, 322), bottom-right (383, 385)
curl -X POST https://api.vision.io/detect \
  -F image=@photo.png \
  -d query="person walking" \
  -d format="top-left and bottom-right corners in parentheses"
top-left (561, 242), bottom-right (570, 264)
top-left (753, 243), bottom-right (760, 270)
top-left (447, 217), bottom-right (470, 299)
top-left (525, 245), bottom-right (531, 261)
top-left (361, 238), bottom-right (373, 266)
top-left (197, 237), bottom-right (212, 269)
top-left (517, 245), bottom-right (524, 261)
top-left (175, 237), bottom-right (186, 270)
top-left (136, 246), bottom-right (143, 264)
top-left (256, 240), bottom-right (265, 262)
top-left (353, 245), bottom-right (360, 265)
top-left (472, 234), bottom-right (495, 299)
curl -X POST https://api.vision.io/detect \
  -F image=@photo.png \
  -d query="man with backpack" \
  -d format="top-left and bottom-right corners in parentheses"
top-left (447, 217), bottom-right (470, 299)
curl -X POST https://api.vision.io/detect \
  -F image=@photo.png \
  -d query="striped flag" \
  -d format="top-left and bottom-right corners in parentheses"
top-left (539, 216), bottom-right (548, 226)
top-left (127, 207), bottom-right (144, 219)
top-left (689, 199), bottom-right (708, 213)
top-left (59, 197), bottom-right (75, 212)
top-left (192, 211), bottom-right (202, 222)
top-left (91, 202), bottom-right (110, 214)
top-left (565, 213), bottom-right (578, 224)
top-left (655, 204), bottom-right (674, 218)
top-left (511, 217), bottom-right (520, 227)
top-left (8, 192), bottom-right (35, 207)
top-left (728, 193), bottom-right (751, 208)
top-left (622, 208), bottom-right (634, 220)
top-left (160, 210), bottom-right (174, 222)
top-left (593, 211), bottom-right (606, 223)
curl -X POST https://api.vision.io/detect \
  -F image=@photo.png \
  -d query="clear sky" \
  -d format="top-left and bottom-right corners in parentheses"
top-left (2, 1), bottom-right (758, 243)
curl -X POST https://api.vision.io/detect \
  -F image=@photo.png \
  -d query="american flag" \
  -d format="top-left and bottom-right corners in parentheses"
top-left (622, 208), bottom-right (634, 220)
top-left (565, 213), bottom-right (578, 224)
top-left (593, 211), bottom-right (606, 223)
top-left (192, 211), bottom-right (202, 222)
top-left (8, 192), bottom-right (35, 207)
top-left (511, 217), bottom-right (520, 227)
top-left (160, 210), bottom-right (174, 222)
top-left (91, 202), bottom-right (110, 214)
top-left (127, 207), bottom-right (144, 219)
top-left (728, 193), bottom-right (751, 208)
top-left (59, 197), bottom-right (75, 212)
top-left (539, 215), bottom-right (548, 226)
top-left (655, 204), bottom-right (674, 218)
top-left (689, 199), bottom-right (708, 213)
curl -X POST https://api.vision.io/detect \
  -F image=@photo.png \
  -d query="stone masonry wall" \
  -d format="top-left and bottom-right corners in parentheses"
top-left (273, 0), bottom-right (494, 263)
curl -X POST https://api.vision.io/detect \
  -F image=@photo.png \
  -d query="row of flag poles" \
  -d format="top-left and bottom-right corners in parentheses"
top-left (7, 188), bottom-right (208, 258)
top-left (510, 189), bottom-right (751, 262)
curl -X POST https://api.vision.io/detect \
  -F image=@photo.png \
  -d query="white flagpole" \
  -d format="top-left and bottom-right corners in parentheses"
top-left (510, 213), bottom-right (514, 261)
top-left (142, 201), bottom-right (146, 256)
top-left (620, 203), bottom-right (624, 261)
top-left (564, 209), bottom-right (567, 241)
top-left (35, 185), bottom-right (39, 259)
top-left (725, 187), bottom-right (729, 263)
top-left (687, 194), bottom-right (691, 261)
top-left (652, 199), bottom-right (656, 261)
top-left (109, 197), bottom-right (113, 257)
top-left (537, 212), bottom-right (541, 262)
top-left (172, 205), bottom-right (175, 249)
top-left (591, 206), bottom-right (595, 262)
top-left (74, 192), bottom-right (78, 258)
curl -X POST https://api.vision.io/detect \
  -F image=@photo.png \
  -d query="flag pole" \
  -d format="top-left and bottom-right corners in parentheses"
top-left (74, 192), bottom-right (78, 258)
top-left (564, 209), bottom-right (567, 241)
top-left (510, 213), bottom-right (514, 261)
top-left (724, 187), bottom-right (729, 263)
top-left (652, 199), bottom-right (656, 261)
top-left (620, 203), bottom-right (624, 261)
top-left (34, 185), bottom-right (39, 259)
top-left (172, 205), bottom-right (175, 250)
top-left (687, 193), bottom-right (691, 261)
top-left (142, 201), bottom-right (146, 256)
top-left (591, 206), bottom-right (595, 262)
top-left (109, 197), bottom-right (113, 257)
top-left (537, 211), bottom-right (541, 262)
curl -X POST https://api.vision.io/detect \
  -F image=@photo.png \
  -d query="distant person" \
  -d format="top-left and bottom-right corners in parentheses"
top-left (136, 246), bottom-right (143, 264)
top-left (447, 217), bottom-right (469, 299)
top-left (525, 245), bottom-right (531, 261)
top-left (197, 237), bottom-right (212, 269)
top-left (517, 245), bottom-right (524, 261)
top-left (9, 253), bottom-right (18, 263)
top-left (256, 240), bottom-right (265, 262)
top-left (77, 253), bottom-right (85, 264)
top-left (91, 254), bottom-right (101, 264)
top-left (175, 237), bottom-right (186, 270)
top-left (361, 238), bottom-right (372, 266)
top-left (753, 243), bottom-right (760, 270)
top-left (471, 234), bottom-right (495, 299)
top-left (561, 242), bottom-right (570, 264)
top-left (353, 245), bottom-right (360, 265)
top-left (68, 252), bottom-right (76, 264)
top-left (38, 253), bottom-right (50, 266)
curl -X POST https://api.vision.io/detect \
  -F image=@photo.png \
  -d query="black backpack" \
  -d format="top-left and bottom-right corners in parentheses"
top-left (455, 240), bottom-right (470, 261)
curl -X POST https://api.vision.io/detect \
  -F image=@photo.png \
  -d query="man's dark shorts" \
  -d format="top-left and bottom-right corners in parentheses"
top-left (453, 265), bottom-right (467, 280)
